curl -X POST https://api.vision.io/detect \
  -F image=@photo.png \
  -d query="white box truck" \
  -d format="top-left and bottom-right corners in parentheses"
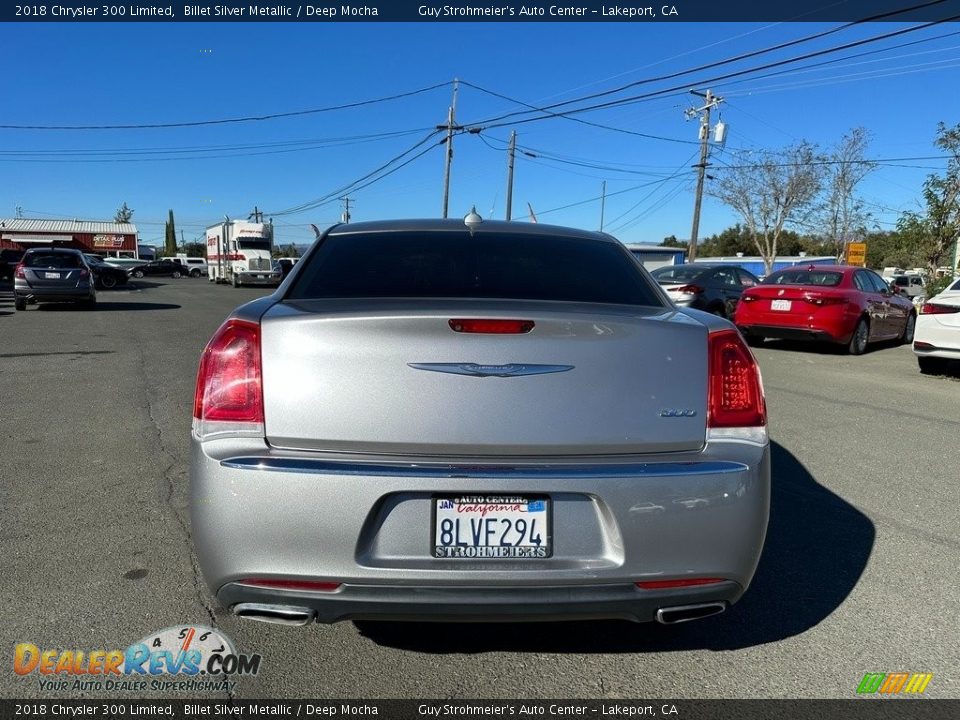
top-left (206, 219), bottom-right (281, 287)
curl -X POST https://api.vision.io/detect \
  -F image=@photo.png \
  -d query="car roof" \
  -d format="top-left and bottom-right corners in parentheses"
top-left (324, 218), bottom-right (620, 244)
top-left (769, 265), bottom-right (858, 273)
top-left (24, 247), bottom-right (83, 255)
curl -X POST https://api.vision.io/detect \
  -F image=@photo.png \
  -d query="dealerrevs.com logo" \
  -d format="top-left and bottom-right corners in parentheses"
top-left (14, 625), bottom-right (261, 693)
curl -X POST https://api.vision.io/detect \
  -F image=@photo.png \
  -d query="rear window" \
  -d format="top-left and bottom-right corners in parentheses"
top-left (288, 231), bottom-right (662, 306)
top-left (762, 270), bottom-right (843, 287)
top-left (651, 266), bottom-right (705, 283)
top-left (24, 252), bottom-right (83, 269)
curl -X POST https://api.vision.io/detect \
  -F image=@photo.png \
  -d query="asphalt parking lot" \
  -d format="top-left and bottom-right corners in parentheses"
top-left (1, 277), bottom-right (958, 700)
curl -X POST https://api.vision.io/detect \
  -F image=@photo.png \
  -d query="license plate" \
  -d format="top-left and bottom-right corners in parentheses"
top-left (44, 272), bottom-right (61, 279)
top-left (257, 274), bottom-right (265, 279)
top-left (433, 495), bottom-right (551, 559)
top-left (771, 299), bottom-right (792, 311)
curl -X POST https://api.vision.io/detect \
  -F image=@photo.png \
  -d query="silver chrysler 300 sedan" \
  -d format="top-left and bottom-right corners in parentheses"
top-left (191, 217), bottom-right (770, 626)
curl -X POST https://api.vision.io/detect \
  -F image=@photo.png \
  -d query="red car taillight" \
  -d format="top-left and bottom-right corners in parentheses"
top-left (193, 319), bottom-right (264, 437)
top-left (672, 284), bottom-right (703, 294)
top-left (804, 293), bottom-right (845, 306)
top-left (707, 329), bottom-right (766, 430)
top-left (79, 268), bottom-right (89, 279)
top-left (14, 263), bottom-right (25, 279)
top-left (921, 302), bottom-right (960, 315)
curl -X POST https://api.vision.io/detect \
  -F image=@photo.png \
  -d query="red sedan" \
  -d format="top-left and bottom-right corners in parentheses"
top-left (733, 265), bottom-right (916, 355)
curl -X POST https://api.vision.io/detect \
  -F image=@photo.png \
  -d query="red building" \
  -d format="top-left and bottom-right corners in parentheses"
top-left (0, 218), bottom-right (139, 257)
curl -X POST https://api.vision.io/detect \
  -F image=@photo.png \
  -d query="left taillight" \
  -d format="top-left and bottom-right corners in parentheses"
top-left (193, 319), bottom-right (264, 439)
top-left (14, 263), bottom-right (25, 279)
top-left (707, 328), bottom-right (767, 444)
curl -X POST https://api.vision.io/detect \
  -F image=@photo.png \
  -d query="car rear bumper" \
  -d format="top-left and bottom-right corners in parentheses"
top-left (219, 578), bottom-right (743, 624)
top-left (913, 322), bottom-right (960, 360)
top-left (738, 323), bottom-right (845, 343)
top-left (14, 286), bottom-right (93, 302)
top-left (191, 438), bottom-right (770, 623)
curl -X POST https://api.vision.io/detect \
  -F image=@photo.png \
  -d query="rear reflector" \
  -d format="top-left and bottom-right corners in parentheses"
top-left (449, 319), bottom-right (534, 334)
top-left (636, 578), bottom-right (726, 590)
top-left (193, 319), bottom-right (264, 436)
top-left (238, 579), bottom-right (341, 592)
top-left (921, 302), bottom-right (960, 315)
top-left (707, 329), bottom-right (766, 429)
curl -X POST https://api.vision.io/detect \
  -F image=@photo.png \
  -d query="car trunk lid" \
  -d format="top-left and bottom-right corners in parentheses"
top-left (259, 300), bottom-right (708, 457)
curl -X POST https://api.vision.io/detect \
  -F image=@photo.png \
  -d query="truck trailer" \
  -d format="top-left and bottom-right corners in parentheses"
top-left (206, 219), bottom-right (281, 287)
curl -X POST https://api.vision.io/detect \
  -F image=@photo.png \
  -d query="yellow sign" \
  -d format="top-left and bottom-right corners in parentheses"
top-left (846, 243), bottom-right (867, 266)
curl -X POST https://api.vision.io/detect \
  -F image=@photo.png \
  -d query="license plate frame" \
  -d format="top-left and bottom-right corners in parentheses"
top-left (431, 494), bottom-right (552, 559)
top-left (44, 272), bottom-right (61, 279)
top-left (771, 299), bottom-right (792, 311)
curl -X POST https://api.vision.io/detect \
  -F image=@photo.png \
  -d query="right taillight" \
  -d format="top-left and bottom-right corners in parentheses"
top-left (921, 302), bottom-right (960, 315)
top-left (707, 329), bottom-right (766, 436)
top-left (672, 284), bottom-right (703, 294)
top-left (193, 318), bottom-right (264, 439)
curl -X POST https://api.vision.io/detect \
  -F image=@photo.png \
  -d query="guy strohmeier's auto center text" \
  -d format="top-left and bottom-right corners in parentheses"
top-left (14, 3), bottom-right (681, 19)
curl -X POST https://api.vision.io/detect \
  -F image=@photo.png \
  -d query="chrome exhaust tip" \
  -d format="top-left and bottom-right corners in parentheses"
top-left (655, 602), bottom-right (726, 625)
top-left (232, 603), bottom-right (316, 626)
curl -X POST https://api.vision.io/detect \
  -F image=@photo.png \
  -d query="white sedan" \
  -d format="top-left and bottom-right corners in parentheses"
top-left (913, 277), bottom-right (960, 374)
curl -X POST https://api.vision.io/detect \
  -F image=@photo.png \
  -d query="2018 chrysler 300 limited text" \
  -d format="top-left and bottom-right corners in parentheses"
top-left (190, 216), bottom-right (770, 626)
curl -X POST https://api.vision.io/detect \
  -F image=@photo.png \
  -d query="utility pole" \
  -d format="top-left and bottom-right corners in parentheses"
top-left (600, 180), bottom-right (607, 232)
top-left (505, 131), bottom-right (516, 221)
top-left (685, 89), bottom-right (723, 263)
top-left (340, 196), bottom-right (353, 224)
top-left (439, 79), bottom-right (461, 219)
top-left (249, 206), bottom-right (263, 223)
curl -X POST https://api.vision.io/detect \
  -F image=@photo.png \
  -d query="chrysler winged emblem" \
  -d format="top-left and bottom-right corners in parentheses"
top-left (408, 363), bottom-right (574, 378)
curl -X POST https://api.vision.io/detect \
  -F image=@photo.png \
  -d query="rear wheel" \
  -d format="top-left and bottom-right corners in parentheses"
top-left (900, 313), bottom-right (916, 344)
top-left (14, 296), bottom-right (26, 311)
top-left (190, 269), bottom-right (201, 278)
top-left (100, 274), bottom-right (117, 289)
top-left (918, 356), bottom-right (947, 375)
top-left (847, 318), bottom-right (869, 355)
top-left (132, 269), bottom-right (144, 278)
top-left (172, 270), bottom-right (182, 279)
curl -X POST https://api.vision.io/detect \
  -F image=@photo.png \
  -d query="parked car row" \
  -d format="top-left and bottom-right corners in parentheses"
top-left (10, 249), bottom-right (211, 310)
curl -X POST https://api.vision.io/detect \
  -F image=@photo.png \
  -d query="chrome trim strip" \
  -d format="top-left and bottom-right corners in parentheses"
top-left (408, 362), bottom-right (574, 378)
top-left (219, 457), bottom-right (748, 478)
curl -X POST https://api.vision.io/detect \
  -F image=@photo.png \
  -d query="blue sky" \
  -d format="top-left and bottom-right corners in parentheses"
top-left (2, 21), bottom-right (958, 248)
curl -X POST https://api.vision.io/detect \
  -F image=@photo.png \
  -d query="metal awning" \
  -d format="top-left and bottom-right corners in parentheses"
top-left (1, 234), bottom-right (75, 243)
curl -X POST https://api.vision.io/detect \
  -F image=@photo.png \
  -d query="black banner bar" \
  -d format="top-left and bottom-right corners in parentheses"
top-left (1, 700), bottom-right (959, 720)
top-left (4, 0), bottom-right (960, 23)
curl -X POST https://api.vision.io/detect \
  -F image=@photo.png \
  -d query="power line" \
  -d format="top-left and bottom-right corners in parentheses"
top-left (0, 82), bottom-right (452, 131)
top-left (468, 16), bottom-right (959, 132)
top-left (462, 1), bottom-right (953, 128)
top-left (265, 131), bottom-right (445, 218)
top-left (460, 80), bottom-right (699, 145)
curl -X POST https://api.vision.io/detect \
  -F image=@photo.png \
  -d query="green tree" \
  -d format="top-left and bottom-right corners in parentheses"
top-left (183, 242), bottom-right (205, 258)
top-left (659, 234), bottom-right (685, 248)
top-left (164, 209), bottom-right (177, 256)
top-left (114, 202), bottom-right (134, 224)
top-left (896, 122), bottom-right (960, 278)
